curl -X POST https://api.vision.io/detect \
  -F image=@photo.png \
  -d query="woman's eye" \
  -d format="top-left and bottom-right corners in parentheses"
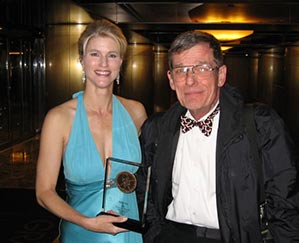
top-left (90, 52), bottom-right (99, 57)
top-left (108, 53), bottom-right (118, 58)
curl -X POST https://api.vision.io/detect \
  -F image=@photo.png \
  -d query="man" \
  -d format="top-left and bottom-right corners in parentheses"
top-left (137, 30), bottom-right (299, 243)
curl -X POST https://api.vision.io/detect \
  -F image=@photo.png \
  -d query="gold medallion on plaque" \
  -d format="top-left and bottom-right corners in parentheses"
top-left (116, 171), bottom-right (137, 193)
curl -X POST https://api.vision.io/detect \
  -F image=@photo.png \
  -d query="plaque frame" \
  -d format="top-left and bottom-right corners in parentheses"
top-left (98, 157), bottom-right (151, 233)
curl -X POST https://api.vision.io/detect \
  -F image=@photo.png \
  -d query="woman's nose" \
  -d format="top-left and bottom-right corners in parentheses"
top-left (99, 56), bottom-right (108, 67)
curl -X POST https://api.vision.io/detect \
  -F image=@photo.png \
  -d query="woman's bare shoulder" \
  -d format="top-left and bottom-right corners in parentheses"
top-left (47, 99), bottom-right (76, 119)
top-left (43, 99), bottom-right (77, 132)
top-left (117, 96), bottom-right (143, 111)
top-left (117, 96), bottom-right (148, 132)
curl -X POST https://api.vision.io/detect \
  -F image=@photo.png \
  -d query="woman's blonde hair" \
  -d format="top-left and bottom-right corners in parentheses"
top-left (78, 19), bottom-right (128, 61)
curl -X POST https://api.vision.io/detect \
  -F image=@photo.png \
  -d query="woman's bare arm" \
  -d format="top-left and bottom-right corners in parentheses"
top-left (35, 103), bottom-right (128, 234)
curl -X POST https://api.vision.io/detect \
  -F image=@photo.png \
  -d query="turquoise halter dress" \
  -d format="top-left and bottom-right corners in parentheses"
top-left (59, 91), bottom-right (143, 243)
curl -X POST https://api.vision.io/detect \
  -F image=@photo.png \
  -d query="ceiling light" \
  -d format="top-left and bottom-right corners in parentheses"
top-left (189, 3), bottom-right (289, 24)
top-left (221, 46), bottom-right (233, 51)
top-left (198, 30), bottom-right (254, 42)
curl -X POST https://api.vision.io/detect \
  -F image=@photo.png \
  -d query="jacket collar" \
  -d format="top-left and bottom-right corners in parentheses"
top-left (217, 84), bottom-right (244, 150)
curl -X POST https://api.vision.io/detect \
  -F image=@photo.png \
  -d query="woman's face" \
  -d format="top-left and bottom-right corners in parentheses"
top-left (82, 35), bottom-right (122, 89)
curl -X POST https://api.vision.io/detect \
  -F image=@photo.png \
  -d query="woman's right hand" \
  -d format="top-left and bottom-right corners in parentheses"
top-left (84, 213), bottom-right (129, 235)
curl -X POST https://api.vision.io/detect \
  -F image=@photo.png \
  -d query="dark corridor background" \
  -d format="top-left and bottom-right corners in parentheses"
top-left (0, 0), bottom-right (299, 242)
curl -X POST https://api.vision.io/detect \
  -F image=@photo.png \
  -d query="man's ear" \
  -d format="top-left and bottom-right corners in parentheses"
top-left (218, 65), bottom-right (227, 87)
top-left (167, 70), bottom-right (176, 91)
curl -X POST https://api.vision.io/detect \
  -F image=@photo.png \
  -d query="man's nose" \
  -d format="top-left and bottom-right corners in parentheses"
top-left (185, 69), bottom-right (196, 85)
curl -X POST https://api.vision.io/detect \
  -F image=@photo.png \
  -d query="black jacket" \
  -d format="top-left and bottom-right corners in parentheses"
top-left (137, 84), bottom-right (299, 243)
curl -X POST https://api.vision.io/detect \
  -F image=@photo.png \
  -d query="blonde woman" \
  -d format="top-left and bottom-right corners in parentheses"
top-left (36, 19), bottom-right (147, 243)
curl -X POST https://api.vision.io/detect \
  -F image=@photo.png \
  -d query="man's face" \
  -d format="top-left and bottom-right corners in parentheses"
top-left (167, 43), bottom-right (227, 120)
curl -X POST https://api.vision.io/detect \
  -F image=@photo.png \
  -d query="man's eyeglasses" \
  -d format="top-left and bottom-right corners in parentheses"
top-left (171, 64), bottom-right (219, 79)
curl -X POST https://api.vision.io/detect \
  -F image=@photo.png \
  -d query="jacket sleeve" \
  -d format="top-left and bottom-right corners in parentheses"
top-left (256, 105), bottom-right (299, 242)
top-left (136, 113), bottom-right (165, 243)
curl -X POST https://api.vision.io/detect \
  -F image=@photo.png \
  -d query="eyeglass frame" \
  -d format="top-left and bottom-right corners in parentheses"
top-left (170, 63), bottom-right (219, 78)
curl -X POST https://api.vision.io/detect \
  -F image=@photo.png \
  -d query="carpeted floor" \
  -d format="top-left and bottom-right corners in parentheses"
top-left (0, 136), bottom-right (62, 243)
top-left (0, 188), bottom-right (60, 243)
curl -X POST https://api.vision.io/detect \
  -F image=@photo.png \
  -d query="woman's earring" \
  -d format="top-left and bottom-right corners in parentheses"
top-left (116, 74), bottom-right (120, 85)
top-left (82, 71), bottom-right (86, 83)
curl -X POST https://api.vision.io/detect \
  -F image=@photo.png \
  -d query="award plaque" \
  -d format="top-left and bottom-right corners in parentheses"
top-left (98, 157), bottom-right (151, 233)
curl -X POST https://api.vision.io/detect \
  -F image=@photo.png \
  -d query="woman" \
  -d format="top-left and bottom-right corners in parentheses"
top-left (35, 19), bottom-right (147, 243)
